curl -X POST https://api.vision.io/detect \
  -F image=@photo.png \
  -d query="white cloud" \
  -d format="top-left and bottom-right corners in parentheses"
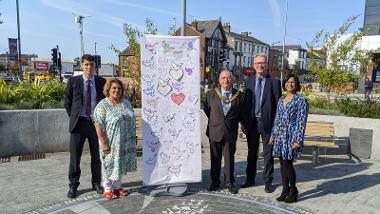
top-left (268, 0), bottom-right (281, 30)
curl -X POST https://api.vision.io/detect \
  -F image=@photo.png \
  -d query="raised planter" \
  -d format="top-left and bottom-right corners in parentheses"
top-left (1, 110), bottom-right (379, 161)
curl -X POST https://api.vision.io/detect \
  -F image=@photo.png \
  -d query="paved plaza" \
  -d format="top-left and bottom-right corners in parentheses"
top-left (1, 139), bottom-right (380, 214)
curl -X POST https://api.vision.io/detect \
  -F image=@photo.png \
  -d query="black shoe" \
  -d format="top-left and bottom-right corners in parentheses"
top-left (92, 182), bottom-right (104, 194)
top-left (227, 184), bottom-right (238, 194)
top-left (265, 183), bottom-right (275, 193)
top-left (276, 188), bottom-right (289, 202)
top-left (240, 180), bottom-right (255, 188)
top-left (207, 184), bottom-right (220, 191)
top-left (67, 186), bottom-right (77, 198)
top-left (284, 187), bottom-right (298, 203)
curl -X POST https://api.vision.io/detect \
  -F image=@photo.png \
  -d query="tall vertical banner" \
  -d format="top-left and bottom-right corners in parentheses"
top-left (141, 35), bottom-right (201, 186)
top-left (8, 38), bottom-right (18, 61)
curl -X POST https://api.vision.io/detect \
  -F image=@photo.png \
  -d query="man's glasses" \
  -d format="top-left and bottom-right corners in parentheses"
top-left (254, 62), bottom-right (267, 65)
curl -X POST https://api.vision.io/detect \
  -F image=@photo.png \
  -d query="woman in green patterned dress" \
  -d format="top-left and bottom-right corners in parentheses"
top-left (93, 78), bottom-right (137, 199)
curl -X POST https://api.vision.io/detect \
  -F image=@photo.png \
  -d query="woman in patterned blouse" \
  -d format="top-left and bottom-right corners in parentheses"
top-left (93, 78), bottom-right (137, 199)
top-left (269, 74), bottom-right (308, 203)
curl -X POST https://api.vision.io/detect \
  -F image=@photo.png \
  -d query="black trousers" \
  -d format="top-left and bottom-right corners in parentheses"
top-left (209, 138), bottom-right (236, 186)
top-left (246, 118), bottom-right (274, 184)
top-left (279, 157), bottom-right (296, 190)
top-left (68, 117), bottom-right (101, 187)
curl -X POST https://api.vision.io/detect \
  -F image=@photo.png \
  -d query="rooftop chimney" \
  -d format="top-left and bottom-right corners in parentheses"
top-left (191, 20), bottom-right (198, 30)
top-left (241, 32), bottom-right (251, 37)
top-left (223, 22), bottom-right (231, 32)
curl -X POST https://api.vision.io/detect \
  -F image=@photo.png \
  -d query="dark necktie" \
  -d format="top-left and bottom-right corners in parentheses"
top-left (85, 79), bottom-right (91, 118)
top-left (255, 77), bottom-right (262, 116)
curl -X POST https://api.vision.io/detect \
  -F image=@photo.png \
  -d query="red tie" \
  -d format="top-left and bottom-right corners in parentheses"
top-left (85, 79), bottom-right (91, 118)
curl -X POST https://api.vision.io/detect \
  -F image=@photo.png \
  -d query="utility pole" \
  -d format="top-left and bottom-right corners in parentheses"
top-left (16, 0), bottom-right (22, 78)
top-left (281, 0), bottom-right (289, 84)
top-left (181, 0), bottom-right (186, 36)
top-left (74, 14), bottom-right (88, 57)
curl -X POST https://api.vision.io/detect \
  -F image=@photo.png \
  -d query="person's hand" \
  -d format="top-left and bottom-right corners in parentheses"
top-left (102, 143), bottom-right (110, 154)
top-left (292, 143), bottom-right (300, 149)
top-left (269, 137), bottom-right (274, 145)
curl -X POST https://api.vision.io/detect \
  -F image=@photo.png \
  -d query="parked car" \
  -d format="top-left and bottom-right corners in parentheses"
top-left (62, 73), bottom-right (72, 83)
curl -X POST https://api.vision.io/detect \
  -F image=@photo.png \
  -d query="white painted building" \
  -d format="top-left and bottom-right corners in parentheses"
top-left (223, 22), bottom-right (269, 86)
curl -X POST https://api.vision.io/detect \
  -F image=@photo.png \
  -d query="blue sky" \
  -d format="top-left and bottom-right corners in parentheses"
top-left (0, 0), bottom-right (365, 64)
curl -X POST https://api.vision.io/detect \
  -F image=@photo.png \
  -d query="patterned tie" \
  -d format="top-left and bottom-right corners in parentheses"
top-left (223, 91), bottom-right (231, 116)
top-left (85, 79), bottom-right (91, 118)
top-left (255, 77), bottom-right (262, 116)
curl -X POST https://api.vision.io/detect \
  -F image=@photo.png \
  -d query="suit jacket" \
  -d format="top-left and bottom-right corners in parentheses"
top-left (244, 74), bottom-right (281, 134)
top-left (203, 88), bottom-right (245, 143)
top-left (64, 75), bottom-right (106, 133)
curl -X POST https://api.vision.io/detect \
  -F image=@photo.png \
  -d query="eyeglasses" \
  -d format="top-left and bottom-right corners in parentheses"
top-left (254, 62), bottom-right (267, 65)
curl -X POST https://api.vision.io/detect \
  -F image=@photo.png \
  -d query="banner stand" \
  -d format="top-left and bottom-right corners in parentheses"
top-left (149, 183), bottom-right (188, 197)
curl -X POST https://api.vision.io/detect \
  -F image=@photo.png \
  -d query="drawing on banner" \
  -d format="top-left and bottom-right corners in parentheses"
top-left (186, 142), bottom-right (198, 153)
top-left (171, 93), bottom-right (185, 105)
top-left (162, 41), bottom-right (175, 54)
top-left (141, 35), bottom-right (201, 186)
top-left (147, 97), bottom-right (159, 109)
top-left (173, 147), bottom-right (190, 161)
top-left (160, 152), bottom-right (171, 165)
top-left (188, 95), bottom-right (199, 105)
top-left (168, 164), bottom-right (182, 177)
top-left (143, 85), bottom-right (155, 97)
top-left (162, 113), bottom-right (176, 126)
top-left (171, 81), bottom-right (184, 92)
top-left (145, 42), bottom-right (158, 54)
top-left (168, 127), bottom-right (182, 140)
top-left (169, 61), bottom-right (184, 81)
top-left (145, 153), bottom-right (157, 165)
top-left (142, 56), bottom-right (155, 69)
top-left (146, 140), bottom-right (160, 152)
top-left (157, 78), bottom-right (172, 96)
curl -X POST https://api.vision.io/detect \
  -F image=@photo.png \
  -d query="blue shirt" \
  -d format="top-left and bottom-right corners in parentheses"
top-left (80, 74), bottom-right (97, 117)
top-left (221, 87), bottom-right (232, 116)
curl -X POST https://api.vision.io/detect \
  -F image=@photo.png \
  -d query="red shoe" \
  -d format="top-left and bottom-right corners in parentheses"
top-left (114, 188), bottom-right (128, 197)
top-left (103, 191), bottom-right (118, 200)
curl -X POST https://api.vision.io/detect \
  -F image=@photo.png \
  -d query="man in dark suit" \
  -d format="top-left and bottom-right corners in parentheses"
top-left (64, 54), bottom-right (106, 198)
top-left (204, 69), bottom-right (245, 194)
top-left (241, 54), bottom-right (281, 193)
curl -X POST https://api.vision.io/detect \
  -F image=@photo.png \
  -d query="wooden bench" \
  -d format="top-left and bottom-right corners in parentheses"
top-left (304, 121), bottom-right (341, 166)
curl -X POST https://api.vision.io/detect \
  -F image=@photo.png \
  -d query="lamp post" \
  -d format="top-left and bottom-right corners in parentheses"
top-left (181, 0), bottom-right (186, 36)
top-left (280, 0), bottom-right (288, 84)
top-left (16, 0), bottom-right (22, 78)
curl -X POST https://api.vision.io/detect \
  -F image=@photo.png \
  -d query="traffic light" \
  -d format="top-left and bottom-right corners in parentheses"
top-left (58, 52), bottom-right (62, 70)
top-left (94, 55), bottom-right (101, 69)
top-left (51, 48), bottom-right (58, 66)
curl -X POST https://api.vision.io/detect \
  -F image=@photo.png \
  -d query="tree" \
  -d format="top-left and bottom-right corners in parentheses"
top-left (307, 15), bottom-right (371, 100)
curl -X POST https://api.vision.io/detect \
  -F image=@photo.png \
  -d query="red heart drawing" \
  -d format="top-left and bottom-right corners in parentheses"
top-left (171, 93), bottom-right (185, 105)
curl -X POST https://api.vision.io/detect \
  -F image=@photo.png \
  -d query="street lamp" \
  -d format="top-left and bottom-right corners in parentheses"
top-left (181, 0), bottom-right (186, 36)
top-left (280, 0), bottom-right (288, 84)
top-left (16, 0), bottom-right (22, 78)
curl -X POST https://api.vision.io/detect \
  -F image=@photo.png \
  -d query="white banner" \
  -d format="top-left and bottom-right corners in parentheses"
top-left (141, 35), bottom-right (201, 186)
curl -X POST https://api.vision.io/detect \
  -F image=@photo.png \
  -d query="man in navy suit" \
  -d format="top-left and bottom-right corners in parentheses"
top-left (241, 54), bottom-right (281, 193)
top-left (64, 54), bottom-right (106, 198)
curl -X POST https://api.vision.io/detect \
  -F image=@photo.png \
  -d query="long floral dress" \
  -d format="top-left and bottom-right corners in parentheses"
top-left (93, 98), bottom-right (137, 181)
top-left (271, 93), bottom-right (308, 160)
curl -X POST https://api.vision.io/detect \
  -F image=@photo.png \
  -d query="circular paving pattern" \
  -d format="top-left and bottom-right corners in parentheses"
top-left (26, 188), bottom-right (311, 214)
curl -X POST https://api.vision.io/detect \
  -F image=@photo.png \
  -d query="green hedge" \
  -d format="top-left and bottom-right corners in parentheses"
top-left (0, 79), bottom-right (65, 109)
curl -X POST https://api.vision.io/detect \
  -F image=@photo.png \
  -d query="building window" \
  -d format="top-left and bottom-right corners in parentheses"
top-left (240, 42), bottom-right (242, 52)
top-left (261, 46), bottom-right (264, 53)
top-left (253, 45), bottom-right (255, 53)
top-left (243, 56), bottom-right (246, 65)
top-left (248, 57), bottom-right (251, 66)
